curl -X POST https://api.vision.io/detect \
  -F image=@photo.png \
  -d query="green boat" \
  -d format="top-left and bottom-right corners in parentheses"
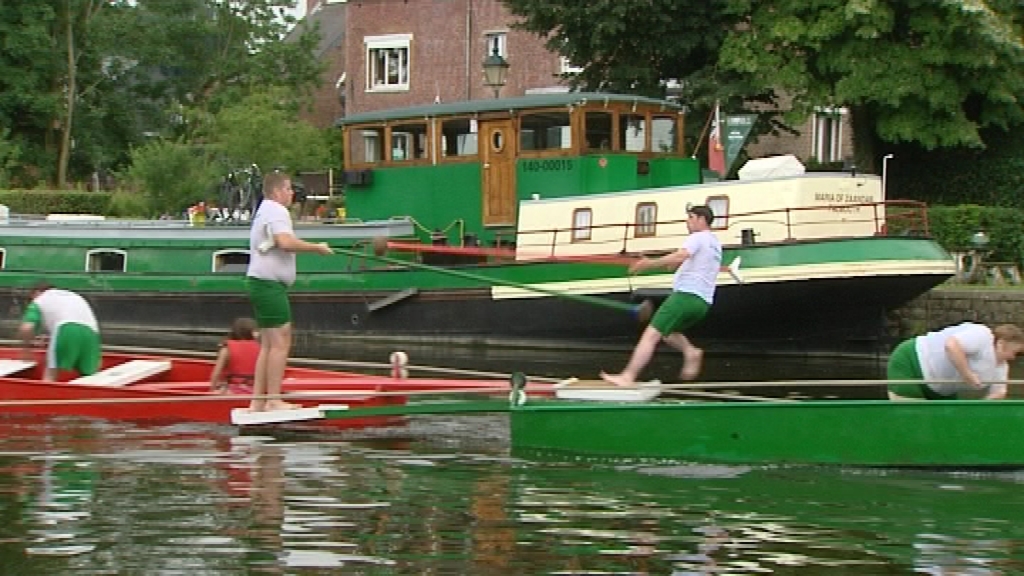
top-left (0, 93), bottom-right (954, 352)
top-left (320, 381), bottom-right (1024, 468)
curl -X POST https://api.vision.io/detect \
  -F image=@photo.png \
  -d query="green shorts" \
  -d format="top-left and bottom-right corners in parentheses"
top-left (886, 338), bottom-right (953, 400)
top-left (50, 322), bottom-right (101, 376)
top-left (246, 277), bottom-right (292, 329)
top-left (650, 292), bottom-right (709, 336)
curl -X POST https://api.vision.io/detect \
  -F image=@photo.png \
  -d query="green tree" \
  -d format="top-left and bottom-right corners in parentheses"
top-left (123, 139), bottom-right (219, 215)
top-left (212, 88), bottom-right (332, 174)
top-left (503, 0), bottom-right (1024, 173)
top-left (719, 0), bottom-right (1024, 171)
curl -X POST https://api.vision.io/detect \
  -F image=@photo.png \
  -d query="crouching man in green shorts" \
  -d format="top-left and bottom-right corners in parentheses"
top-left (887, 322), bottom-right (1024, 400)
top-left (19, 282), bottom-right (101, 381)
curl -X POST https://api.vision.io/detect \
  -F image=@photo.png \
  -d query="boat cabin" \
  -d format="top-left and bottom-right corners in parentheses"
top-left (338, 93), bottom-right (701, 247)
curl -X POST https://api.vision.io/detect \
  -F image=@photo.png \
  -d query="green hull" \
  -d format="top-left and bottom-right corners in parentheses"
top-left (510, 399), bottom-right (1024, 467)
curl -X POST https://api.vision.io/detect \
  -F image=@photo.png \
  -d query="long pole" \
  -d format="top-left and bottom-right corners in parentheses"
top-left (881, 154), bottom-right (894, 202)
top-left (332, 245), bottom-right (647, 317)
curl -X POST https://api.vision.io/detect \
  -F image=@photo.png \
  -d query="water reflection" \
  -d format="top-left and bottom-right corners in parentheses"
top-left (3, 415), bottom-right (1024, 573)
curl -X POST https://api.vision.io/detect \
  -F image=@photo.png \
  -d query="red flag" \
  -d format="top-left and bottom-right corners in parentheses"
top-left (708, 102), bottom-right (725, 176)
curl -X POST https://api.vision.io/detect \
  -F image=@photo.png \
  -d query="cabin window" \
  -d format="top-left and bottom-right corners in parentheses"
top-left (620, 114), bottom-right (646, 152)
top-left (571, 208), bottom-right (592, 242)
top-left (0, 249), bottom-right (5, 270)
top-left (520, 111), bottom-right (572, 152)
top-left (390, 122), bottom-right (428, 162)
top-left (86, 249), bottom-right (126, 272)
top-left (440, 118), bottom-right (478, 158)
top-left (491, 130), bottom-right (505, 153)
top-left (651, 115), bottom-right (677, 153)
top-left (365, 34), bottom-right (411, 91)
top-left (706, 196), bottom-right (729, 230)
top-left (213, 250), bottom-right (250, 273)
top-left (349, 126), bottom-right (385, 165)
top-left (584, 112), bottom-right (613, 151)
top-left (635, 203), bottom-right (657, 237)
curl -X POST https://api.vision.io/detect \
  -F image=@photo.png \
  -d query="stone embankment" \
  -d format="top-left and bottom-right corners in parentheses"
top-left (888, 288), bottom-right (1024, 339)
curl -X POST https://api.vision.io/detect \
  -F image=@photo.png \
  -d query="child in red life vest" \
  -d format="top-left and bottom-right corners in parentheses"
top-left (210, 317), bottom-right (260, 393)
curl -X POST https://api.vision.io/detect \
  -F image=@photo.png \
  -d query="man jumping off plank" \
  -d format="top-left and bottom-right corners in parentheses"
top-left (601, 205), bottom-right (722, 386)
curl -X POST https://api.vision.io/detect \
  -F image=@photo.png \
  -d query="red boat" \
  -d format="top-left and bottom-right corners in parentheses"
top-left (0, 348), bottom-right (523, 428)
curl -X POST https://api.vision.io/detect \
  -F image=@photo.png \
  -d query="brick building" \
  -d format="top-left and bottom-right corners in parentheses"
top-left (297, 0), bottom-right (856, 168)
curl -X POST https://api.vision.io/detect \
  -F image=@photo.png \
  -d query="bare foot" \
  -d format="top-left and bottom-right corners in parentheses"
top-left (680, 348), bottom-right (704, 380)
top-left (267, 400), bottom-right (302, 411)
top-left (600, 371), bottom-right (635, 387)
top-left (247, 401), bottom-right (267, 413)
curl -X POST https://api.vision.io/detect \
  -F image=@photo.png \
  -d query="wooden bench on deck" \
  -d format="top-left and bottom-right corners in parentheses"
top-left (0, 359), bottom-right (36, 377)
top-left (71, 359), bottom-right (172, 387)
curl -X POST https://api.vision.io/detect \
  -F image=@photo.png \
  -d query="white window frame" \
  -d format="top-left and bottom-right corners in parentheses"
top-left (812, 106), bottom-right (847, 163)
top-left (365, 34), bottom-right (412, 92)
top-left (560, 56), bottom-right (584, 75)
top-left (212, 249), bottom-right (250, 273)
top-left (484, 31), bottom-right (507, 58)
top-left (85, 248), bottom-right (127, 272)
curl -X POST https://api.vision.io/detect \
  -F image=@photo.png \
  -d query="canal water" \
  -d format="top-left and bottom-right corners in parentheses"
top-left (3, 338), bottom-right (1024, 574)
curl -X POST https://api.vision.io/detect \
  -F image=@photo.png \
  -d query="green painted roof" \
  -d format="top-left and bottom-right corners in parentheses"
top-left (336, 92), bottom-right (684, 126)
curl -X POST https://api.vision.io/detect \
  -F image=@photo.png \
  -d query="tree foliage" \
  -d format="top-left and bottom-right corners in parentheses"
top-left (0, 0), bottom-right (323, 187)
top-left (503, 0), bottom-right (1024, 170)
top-left (212, 88), bottom-right (333, 174)
top-left (123, 139), bottom-right (219, 215)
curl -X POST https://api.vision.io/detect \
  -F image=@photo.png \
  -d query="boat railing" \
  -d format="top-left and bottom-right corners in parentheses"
top-left (514, 200), bottom-right (931, 259)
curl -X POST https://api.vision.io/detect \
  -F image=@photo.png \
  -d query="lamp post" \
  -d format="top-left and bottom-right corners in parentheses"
top-left (482, 47), bottom-right (509, 99)
top-left (881, 153), bottom-right (894, 202)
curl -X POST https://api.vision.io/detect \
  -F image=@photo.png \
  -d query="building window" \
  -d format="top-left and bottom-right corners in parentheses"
top-left (365, 34), bottom-right (411, 92)
top-left (635, 203), bottom-right (657, 237)
top-left (86, 249), bottom-right (126, 272)
top-left (213, 250), bottom-right (249, 273)
top-left (484, 31), bottom-right (506, 58)
top-left (560, 56), bottom-right (583, 75)
top-left (571, 208), bottom-right (592, 242)
top-left (812, 107), bottom-right (846, 163)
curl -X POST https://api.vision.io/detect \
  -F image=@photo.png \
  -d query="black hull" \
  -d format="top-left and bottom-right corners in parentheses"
top-left (0, 274), bottom-right (945, 356)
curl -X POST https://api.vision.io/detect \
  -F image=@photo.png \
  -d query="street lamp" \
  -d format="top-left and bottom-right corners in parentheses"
top-left (881, 153), bottom-right (894, 202)
top-left (482, 47), bottom-right (510, 99)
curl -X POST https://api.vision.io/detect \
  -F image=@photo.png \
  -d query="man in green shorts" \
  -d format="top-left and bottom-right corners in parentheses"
top-left (19, 282), bottom-right (101, 381)
top-left (602, 205), bottom-right (723, 386)
top-left (887, 322), bottom-right (1024, 400)
top-left (245, 172), bottom-right (333, 412)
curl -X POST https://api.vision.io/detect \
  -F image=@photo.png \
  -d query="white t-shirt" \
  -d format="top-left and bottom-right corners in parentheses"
top-left (246, 199), bottom-right (297, 286)
top-left (672, 230), bottom-right (722, 304)
top-left (30, 289), bottom-right (99, 334)
top-left (915, 322), bottom-right (1007, 397)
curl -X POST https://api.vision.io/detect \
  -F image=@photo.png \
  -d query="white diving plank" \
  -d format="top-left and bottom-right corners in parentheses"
top-left (230, 404), bottom-right (349, 426)
top-left (71, 359), bottom-right (172, 387)
top-left (0, 359), bottom-right (36, 377)
top-left (554, 378), bottom-right (663, 402)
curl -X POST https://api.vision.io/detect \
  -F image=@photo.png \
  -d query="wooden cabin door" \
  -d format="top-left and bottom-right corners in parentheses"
top-left (480, 119), bottom-right (516, 226)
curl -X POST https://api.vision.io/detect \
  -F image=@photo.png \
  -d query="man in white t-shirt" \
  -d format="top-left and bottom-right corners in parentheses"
top-left (602, 205), bottom-right (722, 386)
top-left (245, 172), bottom-right (333, 412)
top-left (18, 282), bottom-right (101, 381)
top-left (887, 322), bottom-right (1024, 400)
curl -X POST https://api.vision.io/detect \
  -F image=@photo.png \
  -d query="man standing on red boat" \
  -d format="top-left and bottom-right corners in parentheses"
top-left (18, 282), bottom-right (101, 381)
